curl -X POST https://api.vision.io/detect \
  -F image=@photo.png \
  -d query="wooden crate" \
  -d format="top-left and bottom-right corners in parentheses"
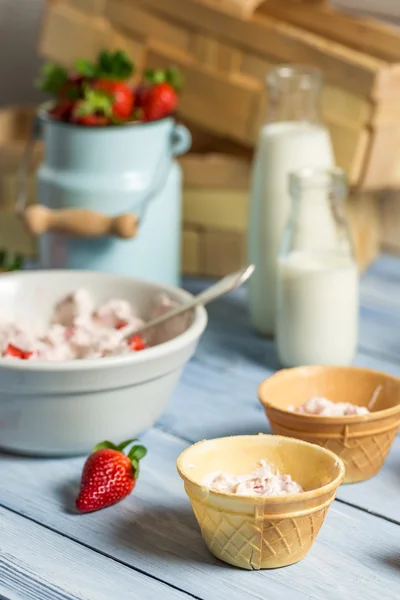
top-left (38, 0), bottom-right (400, 189)
top-left (181, 151), bottom-right (381, 276)
top-left (0, 107), bottom-right (41, 257)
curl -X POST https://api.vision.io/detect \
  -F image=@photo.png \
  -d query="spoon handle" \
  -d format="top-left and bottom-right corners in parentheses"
top-left (124, 264), bottom-right (255, 340)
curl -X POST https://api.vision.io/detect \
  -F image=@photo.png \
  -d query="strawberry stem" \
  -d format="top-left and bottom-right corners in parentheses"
top-left (117, 439), bottom-right (139, 452)
top-left (93, 440), bottom-right (117, 451)
top-left (92, 439), bottom-right (147, 478)
top-left (128, 444), bottom-right (147, 478)
top-left (143, 66), bottom-right (183, 92)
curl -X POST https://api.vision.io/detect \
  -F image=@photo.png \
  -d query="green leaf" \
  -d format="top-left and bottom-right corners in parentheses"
top-left (74, 58), bottom-right (97, 78)
top-left (165, 66), bottom-right (184, 92)
top-left (74, 86), bottom-right (113, 117)
top-left (35, 62), bottom-right (68, 94)
top-left (131, 457), bottom-right (139, 478)
top-left (128, 445), bottom-right (147, 461)
top-left (117, 438), bottom-right (139, 453)
top-left (143, 68), bottom-right (166, 85)
top-left (96, 49), bottom-right (134, 80)
top-left (93, 440), bottom-right (117, 451)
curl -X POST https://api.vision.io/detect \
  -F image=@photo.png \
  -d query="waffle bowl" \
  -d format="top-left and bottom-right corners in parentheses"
top-left (258, 366), bottom-right (400, 484)
top-left (177, 434), bottom-right (345, 570)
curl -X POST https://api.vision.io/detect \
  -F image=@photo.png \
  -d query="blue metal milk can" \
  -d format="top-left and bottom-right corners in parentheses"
top-left (18, 108), bottom-right (191, 286)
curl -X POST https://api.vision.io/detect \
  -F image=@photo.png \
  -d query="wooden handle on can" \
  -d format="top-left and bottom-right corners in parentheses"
top-left (24, 206), bottom-right (138, 239)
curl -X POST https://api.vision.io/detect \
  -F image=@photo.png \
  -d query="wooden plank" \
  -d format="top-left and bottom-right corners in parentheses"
top-left (329, 123), bottom-right (370, 185)
top-left (201, 229), bottom-right (246, 277)
top-left (0, 172), bottom-right (37, 209)
top-left (360, 124), bottom-right (400, 188)
top-left (0, 141), bottom-right (43, 172)
top-left (182, 228), bottom-right (201, 275)
top-left (180, 153), bottom-right (251, 189)
top-left (105, 0), bottom-right (192, 53)
top-left (1, 427), bottom-right (400, 599)
top-left (240, 53), bottom-right (372, 130)
top-left (261, 0), bottom-right (400, 62)
top-left (66, 0), bottom-right (107, 16)
top-left (183, 187), bottom-right (248, 231)
top-left (346, 191), bottom-right (381, 271)
top-left (39, 2), bottom-right (111, 66)
top-left (0, 211), bottom-right (37, 256)
top-left (333, 0), bottom-right (400, 24)
top-left (142, 0), bottom-right (384, 98)
top-left (0, 506), bottom-right (187, 600)
top-left (192, 34), bottom-right (243, 73)
top-left (380, 191), bottom-right (400, 254)
top-left (0, 106), bottom-right (36, 145)
top-left (146, 41), bottom-right (261, 143)
top-left (321, 86), bottom-right (373, 131)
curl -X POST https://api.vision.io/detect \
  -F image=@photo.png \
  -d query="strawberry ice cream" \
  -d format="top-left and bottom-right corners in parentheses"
top-left (0, 289), bottom-right (187, 361)
top-left (202, 459), bottom-right (303, 497)
top-left (289, 396), bottom-right (369, 416)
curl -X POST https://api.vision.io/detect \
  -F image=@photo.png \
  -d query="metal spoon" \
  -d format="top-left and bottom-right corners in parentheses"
top-left (123, 264), bottom-right (255, 340)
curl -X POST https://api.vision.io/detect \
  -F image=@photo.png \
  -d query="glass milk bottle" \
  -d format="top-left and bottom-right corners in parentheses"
top-left (247, 65), bottom-right (334, 336)
top-left (276, 167), bottom-right (359, 367)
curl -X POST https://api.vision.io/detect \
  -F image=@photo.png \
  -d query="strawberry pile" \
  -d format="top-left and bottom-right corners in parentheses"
top-left (36, 50), bottom-right (182, 126)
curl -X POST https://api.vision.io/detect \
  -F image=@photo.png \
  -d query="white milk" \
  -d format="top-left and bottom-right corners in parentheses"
top-left (247, 121), bottom-right (334, 336)
top-left (276, 250), bottom-right (359, 367)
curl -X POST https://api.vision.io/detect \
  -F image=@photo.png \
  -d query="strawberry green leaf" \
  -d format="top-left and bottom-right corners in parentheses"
top-left (143, 68), bottom-right (166, 85)
top-left (36, 63), bottom-right (68, 94)
top-left (131, 457), bottom-right (139, 478)
top-left (117, 439), bottom-right (139, 453)
top-left (96, 49), bottom-right (134, 81)
top-left (93, 440), bottom-right (117, 451)
top-left (74, 87), bottom-right (113, 117)
top-left (165, 66), bottom-right (184, 93)
top-left (74, 58), bottom-right (97, 78)
top-left (128, 444), bottom-right (147, 462)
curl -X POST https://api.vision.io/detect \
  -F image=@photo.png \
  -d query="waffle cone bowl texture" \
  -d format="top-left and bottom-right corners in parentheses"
top-left (177, 434), bottom-right (345, 570)
top-left (258, 366), bottom-right (400, 484)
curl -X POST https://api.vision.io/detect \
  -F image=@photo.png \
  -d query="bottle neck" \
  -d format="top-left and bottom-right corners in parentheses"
top-left (266, 66), bottom-right (322, 124)
top-left (287, 169), bottom-right (350, 254)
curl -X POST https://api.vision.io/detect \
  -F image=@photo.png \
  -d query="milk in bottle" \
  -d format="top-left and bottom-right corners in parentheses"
top-left (276, 168), bottom-right (359, 367)
top-left (247, 66), bottom-right (334, 336)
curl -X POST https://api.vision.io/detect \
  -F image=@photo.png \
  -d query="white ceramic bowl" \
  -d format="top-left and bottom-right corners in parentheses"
top-left (0, 270), bottom-right (207, 456)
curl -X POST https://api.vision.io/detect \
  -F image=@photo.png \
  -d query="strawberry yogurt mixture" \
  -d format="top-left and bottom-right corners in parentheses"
top-left (202, 459), bottom-right (303, 497)
top-left (288, 396), bottom-right (369, 417)
top-left (0, 289), bottom-right (186, 361)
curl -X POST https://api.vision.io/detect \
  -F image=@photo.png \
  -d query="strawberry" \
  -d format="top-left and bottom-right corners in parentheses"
top-left (4, 344), bottom-right (32, 360)
top-left (59, 74), bottom-right (90, 101)
top-left (71, 87), bottom-right (113, 126)
top-left (93, 80), bottom-right (134, 119)
top-left (140, 67), bottom-right (182, 121)
top-left (72, 114), bottom-right (110, 126)
top-left (76, 439), bottom-right (147, 513)
top-left (143, 82), bottom-right (178, 121)
top-left (48, 101), bottom-right (75, 122)
top-left (129, 334), bottom-right (146, 352)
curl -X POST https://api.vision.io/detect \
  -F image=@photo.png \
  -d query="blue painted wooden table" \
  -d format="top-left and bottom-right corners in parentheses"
top-left (1, 254), bottom-right (400, 600)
